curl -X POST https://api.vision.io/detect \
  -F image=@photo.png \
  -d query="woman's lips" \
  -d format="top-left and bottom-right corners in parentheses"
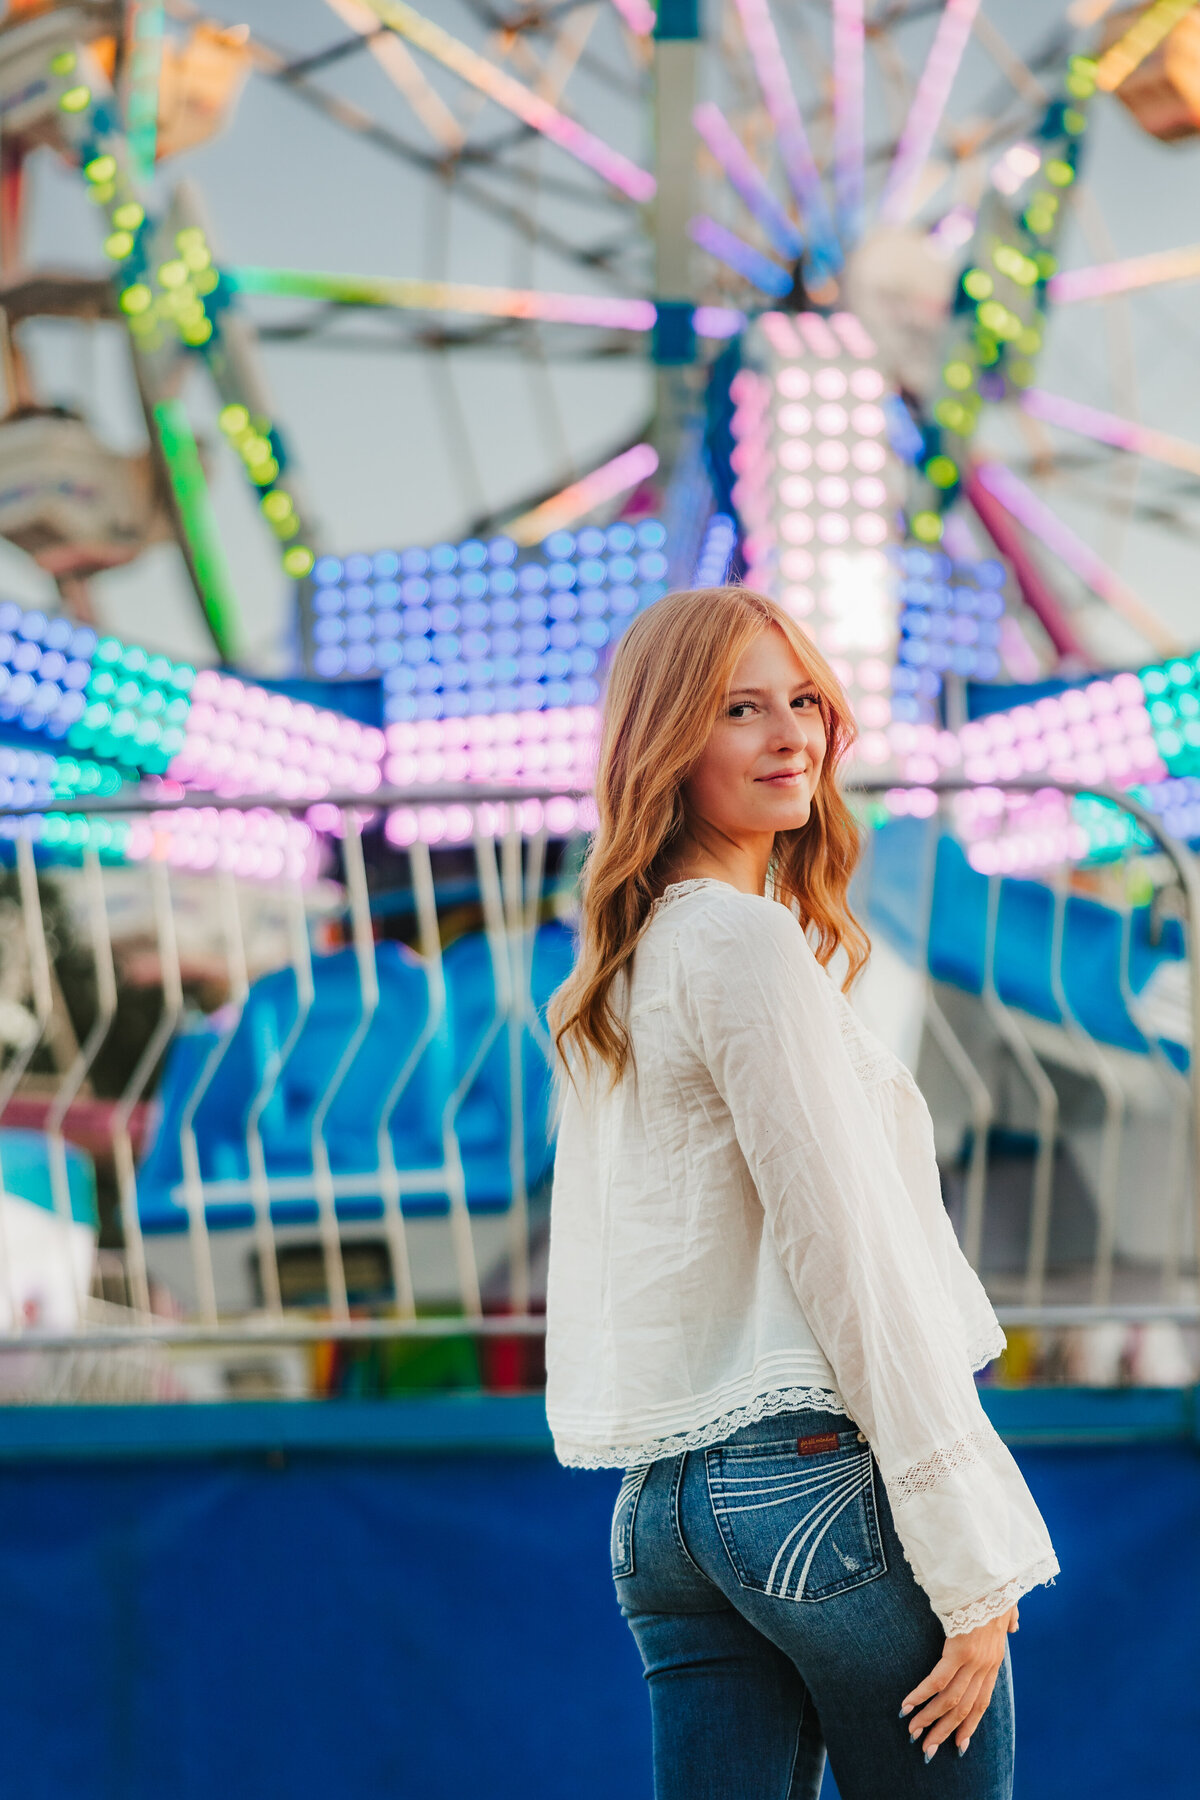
top-left (757, 768), bottom-right (810, 786)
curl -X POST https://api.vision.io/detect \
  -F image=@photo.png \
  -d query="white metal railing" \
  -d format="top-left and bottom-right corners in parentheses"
top-left (0, 779), bottom-right (1195, 1399)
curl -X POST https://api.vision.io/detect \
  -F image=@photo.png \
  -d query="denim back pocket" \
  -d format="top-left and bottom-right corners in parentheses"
top-left (705, 1431), bottom-right (885, 1603)
top-left (611, 1464), bottom-right (651, 1580)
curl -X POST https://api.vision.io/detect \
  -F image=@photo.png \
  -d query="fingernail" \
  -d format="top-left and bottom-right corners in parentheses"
top-left (924, 1746), bottom-right (938, 1765)
top-left (899, 1705), bottom-right (913, 1718)
top-left (958, 1741), bottom-right (970, 1759)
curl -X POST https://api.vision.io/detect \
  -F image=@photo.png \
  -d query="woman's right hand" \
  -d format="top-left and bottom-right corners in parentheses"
top-left (899, 1605), bottom-right (1018, 1760)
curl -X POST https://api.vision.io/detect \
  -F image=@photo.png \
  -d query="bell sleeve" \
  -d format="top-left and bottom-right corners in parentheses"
top-left (672, 891), bottom-right (1058, 1635)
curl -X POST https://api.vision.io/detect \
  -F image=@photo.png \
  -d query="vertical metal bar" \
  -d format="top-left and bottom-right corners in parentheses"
top-left (980, 872), bottom-right (1059, 1307)
top-left (410, 838), bottom-right (481, 1319)
top-left (1118, 903), bottom-right (1189, 1299)
top-left (1047, 875), bottom-right (1125, 1305)
top-left (500, 818), bottom-right (531, 1316)
top-left (111, 861), bottom-right (183, 1319)
top-left (372, 836), bottom-right (447, 1324)
top-left (0, 835), bottom-right (56, 1330)
top-left (177, 870), bottom-right (249, 1324)
top-left (308, 813), bottom-right (377, 1322)
top-left (45, 853), bottom-right (117, 1311)
top-left (243, 874), bottom-right (315, 1317)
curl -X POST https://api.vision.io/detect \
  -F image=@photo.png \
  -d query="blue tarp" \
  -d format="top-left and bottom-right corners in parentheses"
top-left (0, 1439), bottom-right (1196, 1799)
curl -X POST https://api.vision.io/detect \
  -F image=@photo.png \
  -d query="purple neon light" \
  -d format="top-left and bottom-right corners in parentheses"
top-left (693, 305), bottom-right (747, 338)
top-left (832, 0), bottom-right (865, 245)
top-left (1022, 389), bottom-right (1200, 478)
top-left (974, 462), bottom-right (1176, 654)
top-left (730, 0), bottom-right (840, 269)
top-left (693, 102), bottom-right (805, 261)
top-left (688, 215), bottom-right (793, 297)
top-left (878, 0), bottom-right (983, 227)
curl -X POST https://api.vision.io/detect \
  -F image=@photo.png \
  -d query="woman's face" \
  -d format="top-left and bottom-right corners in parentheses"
top-left (683, 626), bottom-right (827, 841)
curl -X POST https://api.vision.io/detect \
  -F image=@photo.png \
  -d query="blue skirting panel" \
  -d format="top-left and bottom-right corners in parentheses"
top-left (0, 1392), bottom-right (1195, 1800)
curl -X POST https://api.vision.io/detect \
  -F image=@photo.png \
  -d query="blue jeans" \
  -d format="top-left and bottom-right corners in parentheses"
top-left (612, 1408), bottom-right (1014, 1799)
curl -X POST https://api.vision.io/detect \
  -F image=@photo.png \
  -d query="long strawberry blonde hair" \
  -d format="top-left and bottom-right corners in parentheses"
top-left (551, 585), bottom-right (869, 1078)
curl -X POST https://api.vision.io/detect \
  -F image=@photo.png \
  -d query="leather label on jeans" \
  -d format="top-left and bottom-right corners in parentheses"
top-left (797, 1432), bottom-right (840, 1456)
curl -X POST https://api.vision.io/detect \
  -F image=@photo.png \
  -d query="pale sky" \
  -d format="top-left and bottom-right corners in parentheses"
top-left (6, 0), bottom-right (1200, 675)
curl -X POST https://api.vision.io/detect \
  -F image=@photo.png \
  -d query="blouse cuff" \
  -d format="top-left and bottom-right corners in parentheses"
top-left (884, 1425), bottom-right (1060, 1637)
top-left (937, 1551), bottom-right (1060, 1637)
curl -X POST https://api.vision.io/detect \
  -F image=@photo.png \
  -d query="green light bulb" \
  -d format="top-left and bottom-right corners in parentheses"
top-left (119, 284), bottom-right (152, 316)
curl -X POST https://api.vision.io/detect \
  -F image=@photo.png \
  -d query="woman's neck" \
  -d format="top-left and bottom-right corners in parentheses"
top-left (666, 833), bottom-right (773, 898)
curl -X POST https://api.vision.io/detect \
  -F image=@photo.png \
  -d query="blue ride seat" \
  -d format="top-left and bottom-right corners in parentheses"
top-left (137, 942), bottom-right (453, 1235)
top-left (443, 921), bottom-right (576, 1211)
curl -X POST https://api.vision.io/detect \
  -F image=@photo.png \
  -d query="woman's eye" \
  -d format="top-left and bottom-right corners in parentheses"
top-left (793, 694), bottom-right (818, 709)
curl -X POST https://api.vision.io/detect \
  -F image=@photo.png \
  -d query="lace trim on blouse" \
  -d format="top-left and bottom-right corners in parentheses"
top-left (941, 1554), bottom-right (1059, 1636)
top-left (555, 1383), bottom-right (845, 1471)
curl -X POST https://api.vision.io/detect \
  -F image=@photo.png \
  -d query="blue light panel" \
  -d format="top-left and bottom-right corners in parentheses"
top-left (891, 547), bottom-right (1007, 722)
top-left (300, 522), bottom-right (670, 723)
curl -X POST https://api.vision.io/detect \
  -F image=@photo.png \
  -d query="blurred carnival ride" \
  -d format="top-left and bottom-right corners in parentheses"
top-left (0, 1), bottom-right (1199, 1396)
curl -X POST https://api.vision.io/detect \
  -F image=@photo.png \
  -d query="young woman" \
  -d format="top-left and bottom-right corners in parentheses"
top-left (546, 586), bottom-right (1057, 1799)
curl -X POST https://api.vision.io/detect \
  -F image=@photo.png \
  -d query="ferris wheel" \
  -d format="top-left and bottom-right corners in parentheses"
top-left (2, 0), bottom-right (1199, 722)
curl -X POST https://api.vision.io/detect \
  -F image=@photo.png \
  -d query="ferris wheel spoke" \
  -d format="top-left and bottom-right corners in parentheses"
top-left (877, 0), bottom-right (983, 228)
top-left (832, 0), bottom-right (865, 247)
top-left (503, 443), bottom-right (659, 545)
top-left (354, 0), bottom-right (656, 202)
top-left (1021, 390), bottom-right (1200, 482)
top-left (692, 102), bottom-right (804, 260)
top-left (1050, 245), bottom-right (1200, 304)
top-left (729, 0), bottom-right (840, 275)
top-left (321, 0), bottom-right (464, 150)
top-left (687, 216), bottom-right (793, 297)
top-left (229, 267), bottom-right (655, 331)
top-left (973, 462), bottom-right (1178, 654)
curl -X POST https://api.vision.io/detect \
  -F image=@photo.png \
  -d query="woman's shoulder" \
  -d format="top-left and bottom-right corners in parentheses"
top-left (652, 880), bottom-right (809, 960)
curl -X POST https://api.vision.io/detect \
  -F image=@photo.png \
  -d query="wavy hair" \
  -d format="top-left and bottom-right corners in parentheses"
top-left (550, 585), bottom-right (869, 1078)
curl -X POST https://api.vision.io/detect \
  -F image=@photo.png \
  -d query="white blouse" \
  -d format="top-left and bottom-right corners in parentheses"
top-left (545, 879), bottom-right (1059, 1636)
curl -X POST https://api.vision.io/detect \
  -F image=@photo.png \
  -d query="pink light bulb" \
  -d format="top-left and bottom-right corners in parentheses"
top-left (854, 514), bottom-right (888, 545)
top-left (849, 368), bottom-right (884, 400)
top-left (776, 368), bottom-right (811, 399)
top-left (778, 439), bottom-right (812, 472)
top-left (816, 476), bottom-right (850, 507)
top-left (817, 513), bottom-right (850, 544)
top-left (815, 403), bottom-right (848, 435)
top-left (852, 477), bottom-right (887, 508)
top-left (545, 796), bottom-right (578, 837)
top-left (778, 403), bottom-right (812, 435)
top-left (781, 585), bottom-right (813, 617)
top-left (851, 440), bottom-right (886, 473)
top-left (445, 805), bottom-right (474, 843)
top-left (849, 404), bottom-right (884, 436)
top-left (1086, 680), bottom-right (1119, 716)
top-left (386, 808), bottom-right (419, 850)
top-left (1112, 671), bottom-right (1144, 705)
top-left (781, 512), bottom-right (815, 544)
top-left (814, 368), bottom-right (847, 399)
top-left (779, 476), bottom-right (813, 507)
